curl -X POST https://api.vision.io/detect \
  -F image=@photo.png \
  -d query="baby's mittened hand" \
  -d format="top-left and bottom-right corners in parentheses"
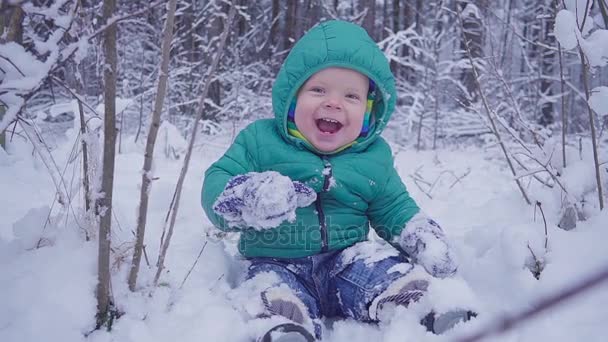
top-left (213, 171), bottom-right (316, 230)
top-left (241, 171), bottom-right (316, 229)
top-left (398, 213), bottom-right (458, 278)
top-left (213, 174), bottom-right (252, 227)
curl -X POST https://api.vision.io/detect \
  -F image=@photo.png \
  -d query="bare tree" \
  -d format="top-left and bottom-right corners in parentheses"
top-left (128, 0), bottom-right (179, 292)
top-left (96, 0), bottom-right (118, 328)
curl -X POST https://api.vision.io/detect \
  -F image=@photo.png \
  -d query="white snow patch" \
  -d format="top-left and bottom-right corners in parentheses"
top-left (589, 86), bottom-right (608, 116)
top-left (341, 240), bottom-right (400, 266)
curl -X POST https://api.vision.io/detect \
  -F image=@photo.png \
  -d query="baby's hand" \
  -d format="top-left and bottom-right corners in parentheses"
top-left (213, 171), bottom-right (316, 229)
top-left (398, 213), bottom-right (458, 278)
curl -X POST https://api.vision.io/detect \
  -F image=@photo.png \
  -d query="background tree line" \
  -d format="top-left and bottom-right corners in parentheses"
top-left (2, 0), bottom-right (606, 150)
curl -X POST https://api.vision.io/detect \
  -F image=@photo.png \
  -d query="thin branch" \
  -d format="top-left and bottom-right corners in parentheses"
top-left (535, 201), bottom-right (549, 250)
top-left (577, 45), bottom-right (604, 210)
top-left (457, 264), bottom-right (608, 342)
top-left (50, 76), bottom-right (101, 116)
top-left (0, 54), bottom-right (26, 77)
top-left (456, 6), bottom-right (531, 206)
top-left (179, 241), bottom-right (208, 289)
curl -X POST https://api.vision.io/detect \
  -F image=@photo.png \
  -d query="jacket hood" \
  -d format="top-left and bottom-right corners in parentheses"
top-left (271, 20), bottom-right (396, 154)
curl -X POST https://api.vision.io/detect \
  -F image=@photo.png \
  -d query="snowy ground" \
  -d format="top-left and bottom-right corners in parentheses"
top-left (1, 122), bottom-right (608, 342)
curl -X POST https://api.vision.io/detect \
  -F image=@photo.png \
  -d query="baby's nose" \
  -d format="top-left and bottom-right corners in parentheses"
top-left (323, 97), bottom-right (342, 110)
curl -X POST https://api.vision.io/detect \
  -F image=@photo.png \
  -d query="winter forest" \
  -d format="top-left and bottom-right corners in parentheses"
top-left (1, 0), bottom-right (608, 341)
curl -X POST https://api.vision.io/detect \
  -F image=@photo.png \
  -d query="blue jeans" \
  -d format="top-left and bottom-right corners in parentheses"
top-left (245, 241), bottom-right (418, 337)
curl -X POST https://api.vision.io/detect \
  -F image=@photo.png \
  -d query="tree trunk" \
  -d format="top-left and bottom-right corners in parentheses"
top-left (283, 0), bottom-right (297, 52)
top-left (206, 5), bottom-right (224, 120)
top-left (538, 1), bottom-right (556, 126)
top-left (415, 0), bottom-right (424, 32)
top-left (391, 0), bottom-right (401, 76)
top-left (382, 0), bottom-right (388, 39)
top-left (6, 6), bottom-right (24, 43)
top-left (128, 0), bottom-right (179, 292)
top-left (269, 0), bottom-right (281, 64)
top-left (96, 0), bottom-right (118, 328)
top-left (459, 2), bottom-right (483, 106)
top-left (0, 6), bottom-right (25, 150)
top-left (361, 0), bottom-right (376, 39)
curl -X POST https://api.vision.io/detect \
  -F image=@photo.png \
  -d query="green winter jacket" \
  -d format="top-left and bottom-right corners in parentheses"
top-left (202, 20), bottom-right (419, 258)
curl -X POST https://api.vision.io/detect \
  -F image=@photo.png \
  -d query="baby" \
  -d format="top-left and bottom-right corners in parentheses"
top-left (202, 20), bottom-right (473, 342)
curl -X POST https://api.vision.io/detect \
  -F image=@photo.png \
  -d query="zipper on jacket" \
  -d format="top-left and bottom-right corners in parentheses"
top-left (316, 158), bottom-right (332, 252)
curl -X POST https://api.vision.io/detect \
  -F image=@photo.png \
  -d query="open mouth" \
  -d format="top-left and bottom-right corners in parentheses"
top-left (316, 118), bottom-right (343, 134)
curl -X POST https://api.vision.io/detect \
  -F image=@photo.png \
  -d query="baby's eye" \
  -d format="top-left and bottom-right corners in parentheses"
top-left (310, 87), bottom-right (325, 93)
top-left (346, 93), bottom-right (361, 100)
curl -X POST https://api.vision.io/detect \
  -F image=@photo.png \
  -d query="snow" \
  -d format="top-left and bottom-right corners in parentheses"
top-left (580, 29), bottom-right (608, 67)
top-left (555, 10), bottom-right (580, 50)
top-left (340, 240), bottom-right (400, 267)
top-left (155, 121), bottom-right (188, 160)
top-left (1, 127), bottom-right (608, 342)
top-left (554, 9), bottom-right (608, 67)
top-left (460, 3), bottom-right (481, 20)
top-left (564, 0), bottom-right (594, 35)
top-left (589, 86), bottom-right (608, 116)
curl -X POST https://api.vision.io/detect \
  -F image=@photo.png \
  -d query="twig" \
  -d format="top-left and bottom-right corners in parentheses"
top-left (179, 241), bottom-right (208, 289)
top-left (50, 76), bottom-right (101, 116)
top-left (526, 243), bottom-right (543, 280)
top-left (449, 168), bottom-right (471, 189)
top-left (557, 17), bottom-right (567, 169)
top-left (535, 201), bottom-right (549, 250)
top-left (510, 155), bottom-right (554, 188)
top-left (0, 54), bottom-right (26, 77)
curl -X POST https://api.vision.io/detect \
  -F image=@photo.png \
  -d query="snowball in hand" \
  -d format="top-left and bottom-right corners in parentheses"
top-left (242, 172), bottom-right (300, 229)
top-left (213, 171), bottom-right (317, 230)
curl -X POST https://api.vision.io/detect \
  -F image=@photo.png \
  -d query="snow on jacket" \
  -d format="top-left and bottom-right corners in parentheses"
top-left (202, 20), bottom-right (420, 258)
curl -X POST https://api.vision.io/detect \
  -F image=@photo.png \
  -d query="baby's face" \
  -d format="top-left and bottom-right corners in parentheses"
top-left (294, 67), bottom-right (369, 152)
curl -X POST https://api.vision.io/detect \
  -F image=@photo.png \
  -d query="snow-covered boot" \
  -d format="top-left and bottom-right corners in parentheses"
top-left (258, 322), bottom-right (315, 342)
top-left (421, 310), bottom-right (477, 334)
top-left (257, 290), bottom-right (317, 341)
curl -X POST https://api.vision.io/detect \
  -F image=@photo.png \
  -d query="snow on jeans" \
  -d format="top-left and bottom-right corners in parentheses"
top-left (246, 241), bottom-right (428, 338)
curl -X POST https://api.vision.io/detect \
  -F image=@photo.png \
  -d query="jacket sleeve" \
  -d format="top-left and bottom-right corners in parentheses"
top-left (201, 123), bottom-right (259, 231)
top-left (367, 161), bottom-right (420, 243)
